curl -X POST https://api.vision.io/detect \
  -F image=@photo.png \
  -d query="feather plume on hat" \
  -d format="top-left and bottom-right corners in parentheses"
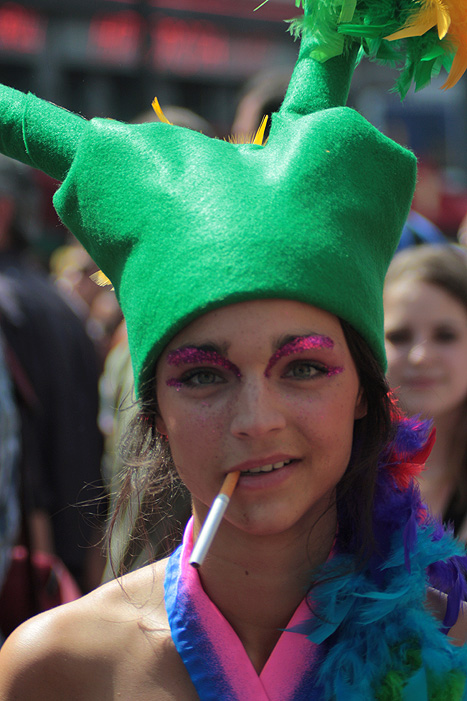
top-left (274, 0), bottom-right (467, 97)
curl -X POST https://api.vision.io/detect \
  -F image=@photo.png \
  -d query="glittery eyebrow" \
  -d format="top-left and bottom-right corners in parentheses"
top-left (166, 346), bottom-right (241, 378)
top-left (264, 335), bottom-right (335, 377)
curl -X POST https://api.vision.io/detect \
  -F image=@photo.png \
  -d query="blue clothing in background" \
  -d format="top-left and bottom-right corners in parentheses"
top-left (397, 211), bottom-right (447, 252)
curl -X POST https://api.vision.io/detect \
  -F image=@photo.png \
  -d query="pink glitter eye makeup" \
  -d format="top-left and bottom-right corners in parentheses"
top-left (264, 335), bottom-right (342, 378)
top-left (166, 378), bottom-right (187, 389)
top-left (166, 346), bottom-right (241, 388)
top-left (321, 365), bottom-right (343, 377)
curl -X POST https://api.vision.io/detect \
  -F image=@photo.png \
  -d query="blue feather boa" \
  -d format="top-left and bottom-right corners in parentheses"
top-left (290, 415), bottom-right (467, 699)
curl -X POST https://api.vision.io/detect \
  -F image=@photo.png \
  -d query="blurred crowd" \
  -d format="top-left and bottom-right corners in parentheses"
top-left (1, 73), bottom-right (467, 642)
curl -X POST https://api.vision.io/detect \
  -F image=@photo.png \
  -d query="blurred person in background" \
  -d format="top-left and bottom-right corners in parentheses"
top-left (384, 244), bottom-right (467, 539)
top-left (0, 327), bottom-right (20, 644)
top-left (396, 210), bottom-right (447, 251)
top-left (230, 68), bottom-right (291, 143)
top-left (411, 161), bottom-right (467, 241)
top-left (49, 243), bottom-right (122, 369)
top-left (456, 207), bottom-right (467, 249)
top-left (0, 154), bottom-right (106, 592)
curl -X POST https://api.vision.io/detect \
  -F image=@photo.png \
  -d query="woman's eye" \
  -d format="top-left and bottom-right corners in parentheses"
top-left (181, 369), bottom-right (225, 387)
top-left (283, 361), bottom-right (326, 380)
top-left (385, 329), bottom-right (411, 345)
top-left (434, 328), bottom-right (458, 343)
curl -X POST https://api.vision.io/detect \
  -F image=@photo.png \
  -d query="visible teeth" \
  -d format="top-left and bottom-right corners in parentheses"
top-left (243, 459), bottom-right (293, 475)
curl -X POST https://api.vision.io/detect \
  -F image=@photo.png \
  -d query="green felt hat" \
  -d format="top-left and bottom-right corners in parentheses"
top-left (0, 0), bottom-right (462, 395)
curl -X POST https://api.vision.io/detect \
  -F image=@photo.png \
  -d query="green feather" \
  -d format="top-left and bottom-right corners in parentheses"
top-left (376, 645), bottom-right (467, 700)
top-left (426, 670), bottom-right (467, 701)
top-left (376, 645), bottom-right (421, 700)
top-left (260, 0), bottom-right (460, 97)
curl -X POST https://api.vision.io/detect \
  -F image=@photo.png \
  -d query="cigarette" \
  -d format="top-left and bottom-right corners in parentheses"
top-left (189, 471), bottom-right (240, 568)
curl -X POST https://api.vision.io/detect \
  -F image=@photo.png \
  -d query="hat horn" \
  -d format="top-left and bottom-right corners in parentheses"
top-left (0, 84), bottom-right (85, 182)
top-left (280, 36), bottom-right (358, 115)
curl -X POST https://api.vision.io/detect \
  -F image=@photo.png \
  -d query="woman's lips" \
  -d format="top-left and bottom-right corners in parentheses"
top-left (240, 458), bottom-right (294, 475)
top-left (404, 377), bottom-right (440, 389)
top-left (235, 459), bottom-right (300, 490)
top-left (227, 454), bottom-right (299, 474)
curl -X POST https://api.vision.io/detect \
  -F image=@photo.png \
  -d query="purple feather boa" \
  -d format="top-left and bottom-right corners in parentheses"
top-left (291, 413), bottom-right (467, 698)
top-left (373, 414), bottom-right (467, 628)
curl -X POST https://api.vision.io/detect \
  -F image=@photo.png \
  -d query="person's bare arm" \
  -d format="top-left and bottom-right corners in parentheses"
top-left (0, 560), bottom-right (177, 701)
top-left (0, 607), bottom-right (99, 701)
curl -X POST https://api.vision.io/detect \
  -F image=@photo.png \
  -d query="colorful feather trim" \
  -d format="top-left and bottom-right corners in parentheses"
top-left (289, 414), bottom-right (467, 698)
top-left (262, 0), bottom-right (466, 97)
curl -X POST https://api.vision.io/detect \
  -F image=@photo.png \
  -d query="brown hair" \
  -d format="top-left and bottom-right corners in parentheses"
top-left (385, 244), bottom-right (467, 308)
top-left (384, 243), bottom-right (467, 529)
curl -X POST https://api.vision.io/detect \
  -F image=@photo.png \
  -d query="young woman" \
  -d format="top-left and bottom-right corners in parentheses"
top-left (0, 298), bottom-right (465, 700)
top-left (384, 244), bottom-right (467, 539)
top-left (0, 1), bottom-right (467, 698)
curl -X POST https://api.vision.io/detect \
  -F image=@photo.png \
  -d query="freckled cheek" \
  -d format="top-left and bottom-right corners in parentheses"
top-left (166, 409), bottom-right (221, 441)
top-left (298, 394), bottom-right (357, 440)
top-left (164, 402), bottom-right (231, 464)
top-left (286, 389), bottom-right (349, 420)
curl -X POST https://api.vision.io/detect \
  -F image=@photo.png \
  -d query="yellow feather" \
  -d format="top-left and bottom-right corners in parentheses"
top-left (443, 45), bottom-right (467, 88)
top-left (444, 0), bottom-right (467, 86)
top-left (151, 97), bottom-right (173, 125)
top-left (252, 115), bottom-right (268, 146)
top-left (436, 0), bottom-right (451, 38)
top-left (228, 115), bottom-right (269, 146)
top-left (385, 14), bottom-right (438, 41)
top-left (385, 0), bottom-right (450, 41)
top-left (90, 270), bottom-right (113, 288)
top-left (385, 0), bottom-right (467, 88)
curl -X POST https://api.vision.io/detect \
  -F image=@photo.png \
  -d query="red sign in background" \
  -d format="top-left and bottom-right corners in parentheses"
top-left (0, 1), bottom-right (293, 77)
top-left (0, 3), bottom-right (46, 53)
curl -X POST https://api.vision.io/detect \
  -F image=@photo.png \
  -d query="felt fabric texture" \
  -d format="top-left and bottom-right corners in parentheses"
top-left (53, 93), bottom-right (415, 395)
top-left (0, 6), bottom-right (419, 395)
top-left (164, 417), bottom-right (467, 700)
top-left (0, 85), bottom-right (85, 181)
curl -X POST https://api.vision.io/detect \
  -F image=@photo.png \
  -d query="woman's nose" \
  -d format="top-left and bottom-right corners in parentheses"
top-left (407, 339), bottom-right (431, 365)
top-left (230, 380), bottom-right (287, 439)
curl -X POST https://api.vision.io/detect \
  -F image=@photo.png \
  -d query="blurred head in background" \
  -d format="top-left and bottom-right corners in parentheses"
top-left (384, 244), bottom-right (467, 534)
top-left (384, 245), bottom-right (467, 423)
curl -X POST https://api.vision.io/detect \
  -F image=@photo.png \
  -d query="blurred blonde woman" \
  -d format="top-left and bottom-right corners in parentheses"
top-left (384, 244), bottom-right (467, 539)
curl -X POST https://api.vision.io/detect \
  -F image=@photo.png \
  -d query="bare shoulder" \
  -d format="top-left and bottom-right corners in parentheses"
top-left (0, 559), bottom-right (195, 701)
top-left (426, 587), bottom-right (467, 646)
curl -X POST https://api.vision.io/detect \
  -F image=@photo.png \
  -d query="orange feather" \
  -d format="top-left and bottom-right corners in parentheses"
top-left (385, 0), bottom-right (467, 88)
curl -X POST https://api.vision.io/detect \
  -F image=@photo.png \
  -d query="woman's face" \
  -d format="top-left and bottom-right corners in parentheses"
top-left (156, 300), bottom-right (366, 538)
top-left (384, 278), bottom-right (467, 420)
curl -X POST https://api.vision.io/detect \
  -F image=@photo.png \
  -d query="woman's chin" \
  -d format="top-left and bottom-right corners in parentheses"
top-left (223, 502), bottom-right (333, 541)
